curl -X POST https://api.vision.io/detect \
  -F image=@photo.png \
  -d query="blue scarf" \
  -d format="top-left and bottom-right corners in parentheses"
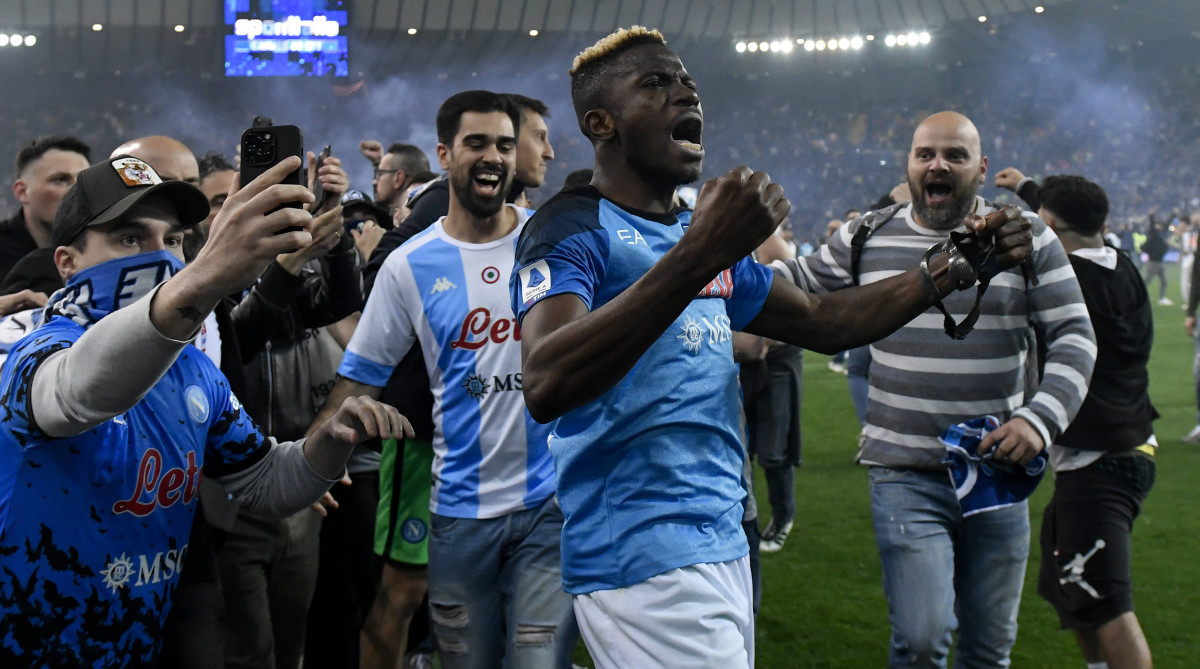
top-left (44, 250), bottom-right (185, 329)
top-left (940, 415), bottom-right (1048, 517)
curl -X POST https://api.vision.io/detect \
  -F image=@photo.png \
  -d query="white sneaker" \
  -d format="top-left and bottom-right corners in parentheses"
top-left (1158, 297), bottom-right (1174, 306)
top-left (759, 519), bottom-right (793, 553)
top-left (1183, 425), bottom-right (1200, 444)
top-left (403, 653), bottom-right (434, 669)
top-left (828, 360), bottom-right (846, 373)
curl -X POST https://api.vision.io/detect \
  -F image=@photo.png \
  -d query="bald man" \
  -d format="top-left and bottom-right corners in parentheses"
top-left (111, 135), bottom-right (201, 185)
top-left (777, 111), bottom-right (1096, 667)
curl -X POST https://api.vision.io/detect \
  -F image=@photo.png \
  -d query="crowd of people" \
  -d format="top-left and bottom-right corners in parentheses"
top-left (0, 22), bottom-right (1185, 669)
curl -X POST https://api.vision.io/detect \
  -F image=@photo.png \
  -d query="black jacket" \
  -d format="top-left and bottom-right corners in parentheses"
top-left (230, 234), bottom-right (362, 440)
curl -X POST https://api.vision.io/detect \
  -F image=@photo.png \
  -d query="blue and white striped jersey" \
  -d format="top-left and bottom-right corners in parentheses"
top-left (339, 206), bottom-right (554, 520)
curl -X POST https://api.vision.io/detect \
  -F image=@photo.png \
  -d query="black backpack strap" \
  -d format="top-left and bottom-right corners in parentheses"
top-left (849, 203), bottom-right (905, 286)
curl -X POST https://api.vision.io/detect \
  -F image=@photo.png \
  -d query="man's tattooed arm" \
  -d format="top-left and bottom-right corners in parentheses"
top-left (176, 306), bottom-right (203, 323)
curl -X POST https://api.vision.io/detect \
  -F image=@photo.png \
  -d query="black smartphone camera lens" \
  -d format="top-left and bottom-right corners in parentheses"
top-left (243, 131), bottom-right (276, 166)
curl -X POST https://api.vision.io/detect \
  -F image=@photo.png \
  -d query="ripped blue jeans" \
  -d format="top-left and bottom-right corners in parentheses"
top-left (428, 495), bottom-right (578, 669)
top-left (869, 467), bottom-right (1029, 668)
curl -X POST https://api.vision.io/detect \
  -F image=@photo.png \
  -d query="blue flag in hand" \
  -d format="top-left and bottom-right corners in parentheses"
top-left (940, 416), bottom-right (1047, 517)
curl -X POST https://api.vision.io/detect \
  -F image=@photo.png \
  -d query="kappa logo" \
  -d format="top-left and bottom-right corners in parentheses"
top-left (430, 277), bottom-right (457, 294)
top-left (110, 157), bottom-right (162, 188)
top-left (519, 260), bottom-right (551, 305)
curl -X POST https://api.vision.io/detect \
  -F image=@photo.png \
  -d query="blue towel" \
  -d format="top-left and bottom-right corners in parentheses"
top-left (940, 416), bottom-right (1047, 517)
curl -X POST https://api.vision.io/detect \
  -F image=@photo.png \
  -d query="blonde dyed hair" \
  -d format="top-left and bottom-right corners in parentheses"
top-left (569, 26), bottom-right (666, 76)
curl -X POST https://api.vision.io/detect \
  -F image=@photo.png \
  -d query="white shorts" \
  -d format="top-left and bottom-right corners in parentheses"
top-left (573, 556), bottom-right (754, 669)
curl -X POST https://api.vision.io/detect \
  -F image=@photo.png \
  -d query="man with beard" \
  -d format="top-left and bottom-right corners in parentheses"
top-left (778, 111), bottom-right (1097, 666)
top-left (364, 94), bottom-right (555, 295)
top-left (511, 30), bottom-right (1034, 667)
top-left (313, 90), bottom-right (577, 669)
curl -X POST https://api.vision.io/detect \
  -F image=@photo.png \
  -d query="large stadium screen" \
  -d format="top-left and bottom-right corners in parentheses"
top-left (224, 0), bottom-right (348, 77)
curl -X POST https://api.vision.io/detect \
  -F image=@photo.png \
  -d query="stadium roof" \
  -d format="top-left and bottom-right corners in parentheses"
top-left (0, 0), bottom-right (1082, 36)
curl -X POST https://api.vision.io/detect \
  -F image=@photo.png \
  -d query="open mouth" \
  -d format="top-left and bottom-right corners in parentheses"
top-left (671, 116), bottom-right (704, 153)
top-left (925, 182), bottom-right (953, 205)
top-left (472, 169), bottom-right (504, 197)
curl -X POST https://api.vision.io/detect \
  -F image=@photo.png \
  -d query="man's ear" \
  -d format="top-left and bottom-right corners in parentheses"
top-left (53, 246), bottom-right (79, 282)
top-left (13, 179), bottom-right (27, 205)
top-left (393, 170), bottom-right (408, 192)
top-left (436, 144), bottom-right (452, 171)
top-left (583, 110), bottom-right (616, 143)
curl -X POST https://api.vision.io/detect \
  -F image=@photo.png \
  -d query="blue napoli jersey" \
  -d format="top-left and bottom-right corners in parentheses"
top-left (509, 186), bottom-right (773, 594)
top-left (339, 210), bottom-right (555, 520)
top-left (0, 316), bottom-right (270, 666)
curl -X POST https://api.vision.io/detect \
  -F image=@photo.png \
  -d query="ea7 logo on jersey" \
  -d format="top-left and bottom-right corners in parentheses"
top-left (519, 260), bottom-right (551, 306)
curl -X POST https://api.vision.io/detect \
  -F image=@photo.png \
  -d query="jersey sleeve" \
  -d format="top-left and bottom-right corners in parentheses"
top-left (201, 359), bottom-right (271, 477)
top-left (510, 208), bottom-right (609, 325)
top-left (338, 252), bottom-right (419, 387)
top-left (725, 257), bottom-right (774, 331)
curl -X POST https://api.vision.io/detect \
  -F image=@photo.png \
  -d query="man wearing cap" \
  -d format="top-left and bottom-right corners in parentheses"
top-left (342, 189), bottom-right (391, 261)
top-left (0, 154), bottom-right (411, 667)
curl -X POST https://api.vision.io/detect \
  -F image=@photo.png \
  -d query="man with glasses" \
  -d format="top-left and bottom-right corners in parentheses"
top-left (371, 144), bottom-right (431, 214)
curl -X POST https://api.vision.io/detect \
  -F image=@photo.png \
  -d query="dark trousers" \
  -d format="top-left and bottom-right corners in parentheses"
top-left (742, 346), bottom-right (804, 526)
top-left (304, 471), bottom-right (384, 667)
top-left (218, 508), bottom-right (322, 669)
top-left (156, 509), bottom-right (226, 669)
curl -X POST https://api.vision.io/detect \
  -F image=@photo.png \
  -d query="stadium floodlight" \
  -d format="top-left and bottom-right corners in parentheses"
top-left (735, 41), bottom-right (746, 53)
top-left (769, 40), bottom-right (780, 52)
top-left (919, 32), bottom-right (931, 45)
top-left (850, 36), bottom-right (864, 49)
top-left (0, 35), bottom-right (8, 47)
top-left (24, 34), bottom-right (35, 46)
top-left (407, 27), bottom-right (417, 35)
top-left (529, 29), bottom-right (539, 36)
top-left (175, 25), bottom-right (185, 33)
top-left (884, 34), bottom-right (896, 47)
top-left (905, 32), bottom-right (918, 45)
top-left (838, 37), bottom-right (849, 50)
top-left (1035, 6), bottom-right (1044, 13)
top-left (978, 15), bottom-right (987, 22)
top-left (747, 41), bottom-right (758, 52)
top-left (796, 38), bottom-right (804, 44)
top-left (780, 40), bottom-right (793, 53)
top-left (815, 39), bottom-right (826, 51)
top-left (896, 34), bottom-right (907, 46)
top-left (867, 34), bottom-right (875, 41)
top-left (758, 41), bottom-right (769, 51)
top-left (828, 39), bottom-right (838, 51)
top-left (804, 41), bottom-right (815, 51)
top-left (10, 35), bottom-right (22, 46)
top-left (92, 24), bottom-right (103, 31)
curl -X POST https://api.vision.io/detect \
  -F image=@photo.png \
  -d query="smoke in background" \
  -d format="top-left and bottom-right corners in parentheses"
top-left (2, 12), bottom-right (1197, 228)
